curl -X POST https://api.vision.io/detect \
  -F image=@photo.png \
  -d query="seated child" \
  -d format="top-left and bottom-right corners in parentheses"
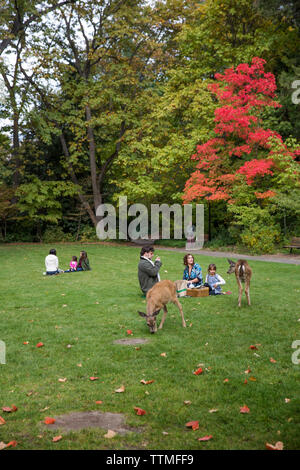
top-left (69, 256), bottom-right (78, 271)
top-left (204, 263), bottom-right (226, 295)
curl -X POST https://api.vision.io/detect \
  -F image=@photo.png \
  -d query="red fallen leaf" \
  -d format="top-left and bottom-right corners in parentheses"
top-left (186, 421), bottom-right (199, 431)
top-left (44, 417), bottom-right (56, 425)
top-left (244, 379), bottom-right (248, 384)
top-left (270, 357), bottom-right (277, 363)
top-left (265, 441), bottom-right (283, 450)
top-left (95, 401), bottom-right (103, 404)
top-left (223, 378), bottom-right (229, 383)
top-left (198, 435), bottom-right (213, 441)
top-left (0, 416), bottom-right (6, 425)
top-left (126, 330), bottom-right (133, 335)
top-left (245, 368), bottom-right (251, 374)
top-left (140, 379), bottom-right (155, 385)
top-left (193, 368), bottom-right (203, 375)
top-left (89, 377), bottom-right (99, 381)
top-left (134, 407), bottom-right (146, 416)
top-left (52, 435), bottom-right (63, 442)
top-left (23, 341), bottom-right (29, 345)
top-left (250, 345), bottom-right (258, 350)
top-left (2, 405), bottom-right (17, 413)
top-left (5, 440), bottom-right (17, 448)
top-left (36, 342), bottom-right (44, 348)
top-left (240, 405), bottom-right (250, 414)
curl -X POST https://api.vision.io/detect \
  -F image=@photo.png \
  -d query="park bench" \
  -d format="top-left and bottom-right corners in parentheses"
top-left (283, 237), bottom-right (300, 254)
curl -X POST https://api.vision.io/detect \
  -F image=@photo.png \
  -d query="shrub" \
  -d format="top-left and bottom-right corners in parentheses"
top-left (240, 224), bottom-right (281, 254)
top-left (42, 226), bottom-right (75, 243)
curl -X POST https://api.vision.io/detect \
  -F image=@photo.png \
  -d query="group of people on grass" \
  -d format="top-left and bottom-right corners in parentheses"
top-left (138, 245), bottom-right (229, 297)
top-left (44, 249), bottom-right (91, 275)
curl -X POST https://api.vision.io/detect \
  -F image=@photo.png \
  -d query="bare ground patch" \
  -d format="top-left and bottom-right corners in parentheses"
top-left (42, 411), bottom-right (142, 435)
top-left (113, 338), bottom-right (149, 345)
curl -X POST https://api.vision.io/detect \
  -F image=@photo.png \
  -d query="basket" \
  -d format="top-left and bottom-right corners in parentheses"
top-left (186, 287), bottom-right (209, 297)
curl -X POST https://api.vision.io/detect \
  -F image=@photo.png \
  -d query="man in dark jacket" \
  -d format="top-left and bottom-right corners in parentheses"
top-left (138, 246), bottom-right (162, 296)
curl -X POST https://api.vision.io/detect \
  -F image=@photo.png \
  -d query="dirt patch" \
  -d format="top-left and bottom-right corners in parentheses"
top-left (113, 338), bottom-right (149, 346)
top-left (43, 411), bottom-right (141, 435)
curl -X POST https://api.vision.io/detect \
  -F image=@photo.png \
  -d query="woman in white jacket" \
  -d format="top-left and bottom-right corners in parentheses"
top-left (44, 248), bottom-right (60, 275)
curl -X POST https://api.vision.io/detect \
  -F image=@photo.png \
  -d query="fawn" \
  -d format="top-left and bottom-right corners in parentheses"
top-left (227, 259), bottom-right (252, 307)
top-left (138, 280), bottom-right (186, 333)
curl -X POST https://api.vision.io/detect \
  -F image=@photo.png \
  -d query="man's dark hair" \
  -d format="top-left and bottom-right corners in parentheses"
top-left (49, 249), bottom-right (57, 255)
top-left (140, 245), bottom-right (154, 257)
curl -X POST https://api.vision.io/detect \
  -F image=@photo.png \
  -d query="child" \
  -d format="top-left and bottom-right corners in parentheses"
top-left (204, 263), bottom-right (226, 295)
top-left (69, 256), bottom-right (78, 271)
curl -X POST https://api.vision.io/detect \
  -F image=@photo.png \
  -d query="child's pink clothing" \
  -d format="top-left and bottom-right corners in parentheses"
top-left (70, 261), bottom-right (77, 270)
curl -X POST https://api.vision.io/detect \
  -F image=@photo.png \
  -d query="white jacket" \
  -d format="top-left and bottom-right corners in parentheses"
top-left (45, 254), bottom-right (59, 272)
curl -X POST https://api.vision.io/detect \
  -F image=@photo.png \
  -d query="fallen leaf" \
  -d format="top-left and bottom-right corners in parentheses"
top-left (270, 357), bottom-right (277, 363)
top-left (62, 304), bottom-right (67, 308)
top-left (44, 417), bottom-right (56, 425)
top-left (0, 442), bottom-right (7, 450)
top-left (265, 441), bottom-right (283, 450)
top-left (89, 377), bottom-right (99, 381)
top-left (2, 405), bottom-right (17, 413)
top-left (104, 430), bottom-right (117, 439)
top-left (126, 330), bottom-right (133, 335)
top-left (244, 379), bottom-right (248, 384)
top-left (4, 441), bottom-right (17, 448)
top-left (140, 379), bottom-right (155, 385)
top-left (198, 435), bottom-right (213, 441)
top-left (66, 344), bottom-right (72, 349)
top-left (249, 376), bottom-right (257, 382)
top-left (134, 407), bottom-right (146, 416)
top-left (250, 345), bottom-right (258, 350)
top-left (115, 385), bottom-right (125, 393)
top-left (160, 353), bottom-right (167, 357)
top-left (0, 416), bottom-right (6, 425)
top-left (240, 405), bottom-right (250, 414)
top-left (77, 363), bottom-right (82, 367)
top-left (285, 398), bottom-right (290, 403)
top-left (36, 342), bottom-right (44, 348)
top-left (245, 368), bottom-right (251, 374)
top-left (209, 409), bottom-right (218, 413)
top-left (162, 431), bottom-right (169, 435)
top-left (193, 368), bottom-right (203, 375)
top-left (95, 400), bottom-right (103, 405)
top-left (52, 435), bottom-right (63, 442)
top-left (58, 378), bottom-right (67, 383)
top-left (184, 401), bottom-right (192, 406)
top-left (23, 341), bottom-right (29, 345)
top-left (223, 378), bottom-right (229, 383)
top-left (185, 421), bottom-right (199, 431)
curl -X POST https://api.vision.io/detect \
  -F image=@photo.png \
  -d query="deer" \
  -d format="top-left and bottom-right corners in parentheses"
top-left (138, 280), bottom-right (186, 333)
top-left (227, 259), bottom-right (252, 307)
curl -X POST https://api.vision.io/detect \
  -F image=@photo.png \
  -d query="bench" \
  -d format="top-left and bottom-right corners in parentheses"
top-left (283, 237), bottom-right (300, 254)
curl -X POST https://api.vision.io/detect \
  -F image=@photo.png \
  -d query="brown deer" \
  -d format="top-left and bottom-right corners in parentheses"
top-left (138, 280), bottom-right (186, 333)
top-left (227, 259), bottom-right (252, 307)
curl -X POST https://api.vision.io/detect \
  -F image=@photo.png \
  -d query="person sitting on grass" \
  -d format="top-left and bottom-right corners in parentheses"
top-left (138, 245), bottom-right (162, 296)
top-left (183, 254), bottom-right (203, 288)
top-left (44, 248), bottom-right (62, 275)
top-left (76, 251), bottom-right (91, 271)
top-left (64, 255), bottom-right (78, 273)
top-left (203, 263), bottom-right (226, 295)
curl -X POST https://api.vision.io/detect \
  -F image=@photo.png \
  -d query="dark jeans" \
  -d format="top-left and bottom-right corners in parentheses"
top-left (203, 282), bottom-right (222, 295)
top-left (46, 270), bottom-right (59, 275)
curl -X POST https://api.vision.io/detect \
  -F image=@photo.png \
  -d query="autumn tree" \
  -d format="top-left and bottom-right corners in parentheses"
top-left (184, 57), bottom-right (300, 252)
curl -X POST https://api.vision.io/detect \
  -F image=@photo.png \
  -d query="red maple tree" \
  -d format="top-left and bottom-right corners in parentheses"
top-left (183, 57), bottom-right (299, 204)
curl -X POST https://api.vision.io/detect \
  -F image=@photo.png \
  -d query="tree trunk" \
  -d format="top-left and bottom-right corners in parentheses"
top-left (85, 105), bottom-right (102, 212)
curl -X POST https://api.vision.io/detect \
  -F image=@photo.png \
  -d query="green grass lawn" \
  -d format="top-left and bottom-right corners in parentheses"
top-left (0, 243), bottom-right (299, 450)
